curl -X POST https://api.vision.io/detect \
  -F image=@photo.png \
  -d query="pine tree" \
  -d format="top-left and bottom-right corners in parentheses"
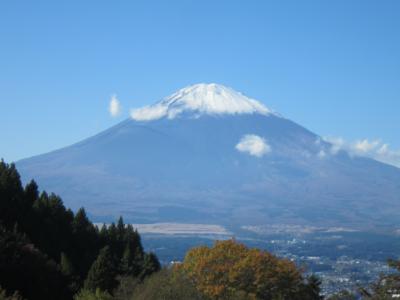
top-left (117, 216), bottom-right (125, 238)
top-left (107, 223), bottom-right (118, 253)
top-left (99, 224), bottom-right (108, 244)
top-left (84, 246), bottom-right (117, 293)
top-left (60, 252), bottom-right (80, 294)
top-left (24, 180), bottom-right (38, 207)
top-left (0, 227), bottom-right (71, 299)
top-left (0, 161), bottom-right (162, 298)
top-left (72, 208), bottom-right (99, 278)
top-left (73, 208), bottom-right (92, 233)
top-left (140, 252), bottom-right (161, 279)
top-left (120, 245), bottom-right (134, 275)
top-left (20, 180), bottom-right (39, 233)
top-left (0, 161), bottom-right (24, 230)
top-left (60, 252), bottom-right (75, 276)
top-left (116, 216), bottom-right (126, 260)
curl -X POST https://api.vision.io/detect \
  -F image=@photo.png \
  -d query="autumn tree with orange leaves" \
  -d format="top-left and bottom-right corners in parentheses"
top-left (176, 239), bottom-right (322, 300)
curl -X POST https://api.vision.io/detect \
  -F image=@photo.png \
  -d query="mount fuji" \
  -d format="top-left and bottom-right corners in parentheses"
top-left (16, 84), bottom-right (400, 228)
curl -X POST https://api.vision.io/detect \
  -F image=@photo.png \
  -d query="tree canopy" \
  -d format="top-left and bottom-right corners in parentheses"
top-left (177, 239), bottom-right (322, 300)
top-left (0, 160), bottom-right (159, 299)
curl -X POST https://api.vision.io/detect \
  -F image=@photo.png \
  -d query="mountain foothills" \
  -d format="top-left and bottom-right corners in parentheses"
top-left (0, 161), bottom-right (327, 299)
top-left (16, 84), bottom-right (400, 228)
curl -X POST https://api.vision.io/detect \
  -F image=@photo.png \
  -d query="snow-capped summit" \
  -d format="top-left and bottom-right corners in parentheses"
top-left (131, 83), bottom-right (274, 121)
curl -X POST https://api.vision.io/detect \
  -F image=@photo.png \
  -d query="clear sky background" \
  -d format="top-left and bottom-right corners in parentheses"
top-left (1, 0), bottom-right (399, 163)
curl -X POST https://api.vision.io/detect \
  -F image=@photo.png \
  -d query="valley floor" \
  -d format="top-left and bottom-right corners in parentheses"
top-left (126, 223), bottom-right (400, 295)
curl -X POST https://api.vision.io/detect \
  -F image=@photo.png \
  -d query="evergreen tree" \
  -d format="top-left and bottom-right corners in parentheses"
top-left (61, 252), bottom-right (75, 276)
top-left (84, 246), bottom-right (117, 293)
top-left (140, 252), bottom-right (161, 279)
top-left (115, 217), bottom-right (126, 260)
top-left (31, 192), bottom-right (74, 261)
top-left (0, 161), bottom-right (159, 298)
top-left (117, 216), bottom-right (125, 239)
top-left (99, 224), bottom-right (108, 245)
top-left (107, 222), bottom-right (118, 254)
top-left (61, 252), bottom-right (80, 294)
top-left (20, 180), bottom-right (38, 233)
top-left (120, 245), bottom-right (133, 275)
top-left (0, 226), bottom-right (71, 300)
top-left (0, 161), bottom-right (24, 230)
top-left (23, 180), bottom-right (38, 208)
top-left (72, 208), bottom-right (99, 278)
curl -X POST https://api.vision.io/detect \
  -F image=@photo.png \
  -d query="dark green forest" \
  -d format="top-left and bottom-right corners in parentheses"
top-left (1, 160), bottom-right (400, 300)
top-left (0, 161), bottom-right (160, 299)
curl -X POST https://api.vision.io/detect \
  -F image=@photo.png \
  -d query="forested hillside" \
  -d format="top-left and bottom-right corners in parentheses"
top-left (0, 161), bottom-right (160, 299)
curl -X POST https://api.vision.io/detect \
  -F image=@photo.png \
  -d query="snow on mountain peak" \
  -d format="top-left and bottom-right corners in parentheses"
top-left (131, 83), bottom-right (274, 121)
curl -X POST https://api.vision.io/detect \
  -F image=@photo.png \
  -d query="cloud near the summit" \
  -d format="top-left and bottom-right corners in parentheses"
top-left (323, 136), bottom-right (400, 168)
top-left (236, 134), bottom-right (271, 157)
top-left (130, 104), bottom-right (167, 121)
top-left (109, 95), bottom-right (121, 117)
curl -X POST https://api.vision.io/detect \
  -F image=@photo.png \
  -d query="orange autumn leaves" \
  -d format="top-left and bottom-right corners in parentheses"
top-left (175, 239), bottom-right (305, 300)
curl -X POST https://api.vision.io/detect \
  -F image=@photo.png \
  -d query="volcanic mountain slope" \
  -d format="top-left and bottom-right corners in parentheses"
top-left (17, 84), bottom-right (400, 228)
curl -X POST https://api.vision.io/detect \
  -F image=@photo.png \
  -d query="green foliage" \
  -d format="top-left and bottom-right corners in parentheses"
top-left (120, 245), bottom-right (134, 275)
top-left (84, 246), bottom-right (118, 293)
top-left (0, 161), bottom-right (157, 299)
top-left (74, 288), bottom-right (113, 300)
top-left (132, 268), bottom-right (207, 300)
top-left (0, 227), bottom-right (71, 300)
top-left (71, 208), bottom-right (99, 279)
top-left (61, 252), bottom-right (76, 276)
top-left (0, 162), bottom-right (24, 230)
top-left (113, 276), bottom-right (140, 300)
top-left (31, 192), bottom-right (74, 261)
top-left (359, 258), bottom-right (400, 299)
top-left (0, 286), bottom-right (24, 300)
top-left (139, 253), bottom-right (161, 279)
top-left (61, 252), bottom-right (81, 294)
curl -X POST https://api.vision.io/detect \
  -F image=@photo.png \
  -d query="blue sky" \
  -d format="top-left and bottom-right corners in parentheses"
top-left (1, 0), bottom-right (399, 163)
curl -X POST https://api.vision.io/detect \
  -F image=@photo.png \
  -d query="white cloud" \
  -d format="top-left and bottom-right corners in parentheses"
top-left (353, 139), bottom-right (380, 154)
top-left (323, 136), bottom-right (346, 155)
top-left (322, 136), bottom-right (400, 168)
top-left (377, 144), bottom-right (389, 155)
top-left (374, 144), bottom-right (400, 168)
top-left (109, 95), bottom-right (121, 117)
top-left (130, 104), bottom-right (168, 121)
top-left (236, 134), bottom-right (271, 158)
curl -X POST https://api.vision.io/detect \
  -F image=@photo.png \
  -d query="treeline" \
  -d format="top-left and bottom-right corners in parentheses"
top-left (0, 161), bottom-right (160, 299)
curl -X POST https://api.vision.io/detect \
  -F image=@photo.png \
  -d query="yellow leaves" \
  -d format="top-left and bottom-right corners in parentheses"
top-left (176, 239), bottom-right (303, 300)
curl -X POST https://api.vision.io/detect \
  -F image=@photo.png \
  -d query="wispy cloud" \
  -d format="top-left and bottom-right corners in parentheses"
top-left (236, 134), bottom-right (271, 157)
top-left (323, 136), bottom-right (400, 168)
top-left (109, 95), bottom-right (121, 117)
top-left (353, 139), bottom-right (381, 154)
top-left (131, 104), bottom-right (167, 121)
